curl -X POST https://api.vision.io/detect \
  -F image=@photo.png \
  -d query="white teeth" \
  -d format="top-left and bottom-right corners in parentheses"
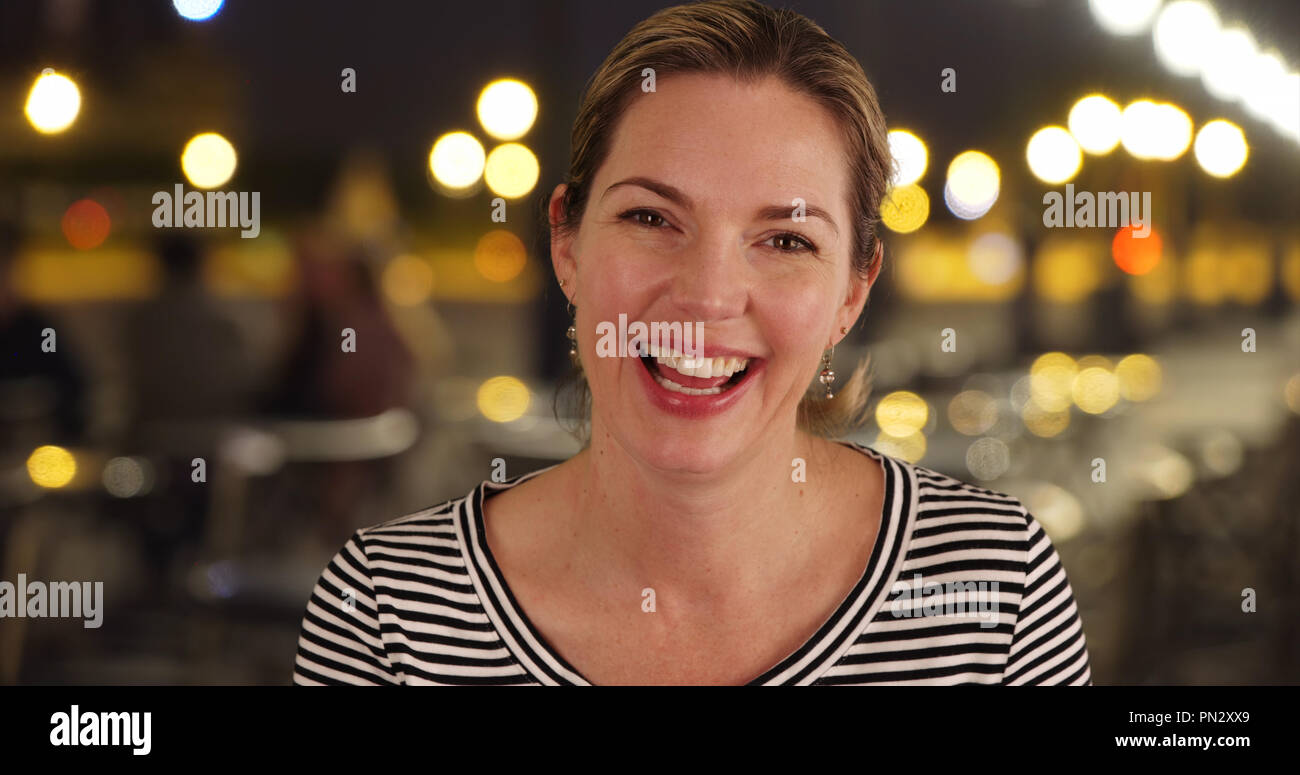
top-left (652, 372), bottom-right (723, 396)
top-left (653, 353), bottom-right (750, 379)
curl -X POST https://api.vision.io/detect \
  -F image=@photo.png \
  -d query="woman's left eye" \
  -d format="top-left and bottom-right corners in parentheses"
top-left (766, 233), bottom-right (816, 253)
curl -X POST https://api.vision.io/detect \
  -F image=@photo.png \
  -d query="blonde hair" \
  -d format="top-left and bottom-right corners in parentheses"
top-left (544, 0), bottom-right (890, 441)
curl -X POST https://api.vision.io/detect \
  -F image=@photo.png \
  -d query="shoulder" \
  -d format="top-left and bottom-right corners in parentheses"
top-left (906, 459), bottom-right (1038, 534)
top-left (345, 490), bottom-right (477, 576)
top-left (892, 456), bottom-right (1065, 577)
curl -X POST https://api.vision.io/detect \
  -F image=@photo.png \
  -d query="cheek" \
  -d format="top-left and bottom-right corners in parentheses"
top-left (755, 273), bottom-right (833, 353)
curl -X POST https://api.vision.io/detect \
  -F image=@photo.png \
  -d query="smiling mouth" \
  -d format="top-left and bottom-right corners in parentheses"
top-left (639, 353), bottom-right (753, 395)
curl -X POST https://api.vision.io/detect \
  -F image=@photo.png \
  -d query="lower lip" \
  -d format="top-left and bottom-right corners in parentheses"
top-left (634, 356), bottom-right (763, 419)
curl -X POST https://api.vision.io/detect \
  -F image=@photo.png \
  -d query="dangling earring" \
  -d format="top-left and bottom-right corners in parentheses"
top-left (566, 299), bottom-right (578, 361)
top-left (819, 346), bottom-right (836, 399)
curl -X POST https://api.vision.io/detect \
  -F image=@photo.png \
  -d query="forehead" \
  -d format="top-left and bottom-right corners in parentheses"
top-left (599, 72), bottom-right (850, 213)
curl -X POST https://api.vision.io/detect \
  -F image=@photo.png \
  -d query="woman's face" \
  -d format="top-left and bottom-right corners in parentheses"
top-left (551, 72), bottom-right (874, 475)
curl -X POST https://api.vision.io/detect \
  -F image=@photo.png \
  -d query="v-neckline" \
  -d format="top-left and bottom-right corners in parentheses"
top-left (454, 442), bottom-right (917, 685)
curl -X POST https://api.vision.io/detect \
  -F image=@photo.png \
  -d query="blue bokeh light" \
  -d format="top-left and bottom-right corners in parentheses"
top-left (173, 0), bottom-right (225, 22)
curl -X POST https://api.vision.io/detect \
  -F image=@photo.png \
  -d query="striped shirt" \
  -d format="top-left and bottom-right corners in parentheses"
top-left (293, 442), bottom-right (1092, 685)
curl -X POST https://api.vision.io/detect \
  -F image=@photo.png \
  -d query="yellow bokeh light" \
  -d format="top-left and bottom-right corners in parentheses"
top-left (875, 390), bottom-right (928, 436)
top-left (1116, 354), bottom-right (1162, 401)
top-left (477, 79), bottom-right (538, 141)
top-left (1223, 243), bottom-right (1272, 305)
top-left (1034, 239), bottom-right (1103, 303)
top-left (1285, 374), bottom-right (1300, 415)
top-left (874, 429), bottom-right (926, 463)
top-left (382, 254), bottom-right (435, 306)
top-left (25, 69), bottom-right (81, 134)
top-left (27, 445), bottom-right (77, 488)
top-left (484, 143), bottom-right (539, 199)
top-left (476, 376), bottom-right (531, 423)
top-left (181, 132), bottom-right (237, 189)
top-left (1030, 352), bottom-right (1078, 412)
top-left (1194, 120), bottom-right (1248, 177)
top-left (429, 131), bottom-right (486, 190)
top-left (473, 230), bottom-right (527, 283)
top-left (1026, 126), bottom-right (1083, 184)
top-left (945, 151), bottom-right (1000, 218)
top-left (888, 129), bottom-right (928, 186)
top-left (1072, 366), bottom-right (1120, 414)
top-left (1022, 401), bottom-right (1071, 438)
top-left (1184, 247), bottom-right (1226, 305)
top-left (880, 183), bottom-right (929, 234)
top-left (1121, 100), bottom-right (1192, 161)
top-left (1076, 354), bottom-right (1113, 371)
top-left (1068, 94), bottom-right (1122, 154)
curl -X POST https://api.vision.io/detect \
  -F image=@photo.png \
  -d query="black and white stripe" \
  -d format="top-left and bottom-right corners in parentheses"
top-left (293, 443), bottom-right (1092, 685)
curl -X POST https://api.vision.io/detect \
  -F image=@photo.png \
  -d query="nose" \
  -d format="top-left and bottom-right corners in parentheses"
top-left (667, 225), bottom-right (750, 323)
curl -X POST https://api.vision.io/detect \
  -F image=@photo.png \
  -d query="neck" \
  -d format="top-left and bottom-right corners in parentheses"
top-left (563, 416), bottom-right (842, 614)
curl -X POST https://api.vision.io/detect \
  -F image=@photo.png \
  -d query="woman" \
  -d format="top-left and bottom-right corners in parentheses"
top-left (293, 0), bottom-right (1091, 685)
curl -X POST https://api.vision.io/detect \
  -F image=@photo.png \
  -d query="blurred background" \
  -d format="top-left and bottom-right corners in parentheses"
top-left (1, 0), bottom-right (1297, 685)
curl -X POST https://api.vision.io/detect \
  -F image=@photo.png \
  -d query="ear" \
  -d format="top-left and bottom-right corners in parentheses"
top-left (833, 239), bottom-right (883, 345)
top-left (548, 183), bottom-right (577, 300)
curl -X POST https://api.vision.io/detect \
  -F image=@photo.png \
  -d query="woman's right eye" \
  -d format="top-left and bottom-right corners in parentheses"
top-left (619, 209), bottom-right (666, 228)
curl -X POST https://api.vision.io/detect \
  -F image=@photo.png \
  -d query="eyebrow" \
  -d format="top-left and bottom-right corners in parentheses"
top-left (601, 176), bottom-right (840, 236)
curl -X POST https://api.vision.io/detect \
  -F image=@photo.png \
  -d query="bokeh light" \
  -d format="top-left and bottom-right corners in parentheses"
top-left (1194, 119), bottom-right (1249, 177)
top-left (967, 232), bottom-right (1023, 286)
top-left (875, 391), bottom-right (929, 437)
top-left (1072, 366), bottom-right (1120, 414)
top-left (382, 254), bottom-right (435, 305)
top-left (1153, 1), bottom-right (1220, 77)
top-left (1034, 238), bottom-right (1103, 304)
top-left (61, 199), bottom-right (111, 250)
top-left (888, 129), bottom-right (928, 186)
top-left (1120, 100), bottom-right (1192, 160)
top-left (965, 437), bottom-right (1011, 480)
top-left (945, 150), bottom-right (999, 220)
top-left (429, 131), bottom-right (486, 190)
top-left (948, 390), bottom-right (999, 436)
top-left (25, 69), bottom-right (81, 134)
top-left (477, 376), bottom-right (531, 423)
top-left (1022, 400), bottom-right (1071, 438)
top-left (1285, 374), bottom-right (1300, 415)
top-left (873, 429), bottom-right (926, 463)
top-left (483, 143), bottom-right (539, 199)
top-left (1068, 94), bottom-right (1122, 154)
top-left (1116, 354), bottom-right (1162, 401)
top-left (473, 230), bottom-right (528, 283)
top-left (880, 184), bottom-right (929, 234)
top-left (1201, 27), bottom-right (1259, 102)
top-left (181, 132), bottom-right (237, 189)
top-left (27, 445), bottom-right (77, 489)
top-left (1112, 224), bottom-right (1162, 275)
top-left (1241, 51), bottom-right (1288, 125)
top-left (1088, 0), bottom-right (1161, 35)
top-left (477, 79), bottom-right (538, 141)
top-left (1026, 125), bottom-right (1083, 184)
top-left (103, 456), bottom-right (152, 498)
top-left (173, 0), bottom-right (224, 21)
top-left (1030, 352), bottom-right (1078, 413)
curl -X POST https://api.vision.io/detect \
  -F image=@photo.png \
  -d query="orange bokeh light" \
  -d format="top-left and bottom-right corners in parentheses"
top-left (1112, 224), bottom-right (1162, 275)
top-left (61, 198), bottom-right (111, 250)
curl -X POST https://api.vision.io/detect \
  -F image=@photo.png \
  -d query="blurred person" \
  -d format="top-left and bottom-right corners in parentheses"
top-left (295, 0), bottom-right (1091, 685)
top-left (0, 223), bottom-right (89, 449)
top-left (257, 240), bottom-right (415, 551)
top-left (125, 234), bottom-right (255, 427)
top-left (124, 234), bottom-right (256, 567)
